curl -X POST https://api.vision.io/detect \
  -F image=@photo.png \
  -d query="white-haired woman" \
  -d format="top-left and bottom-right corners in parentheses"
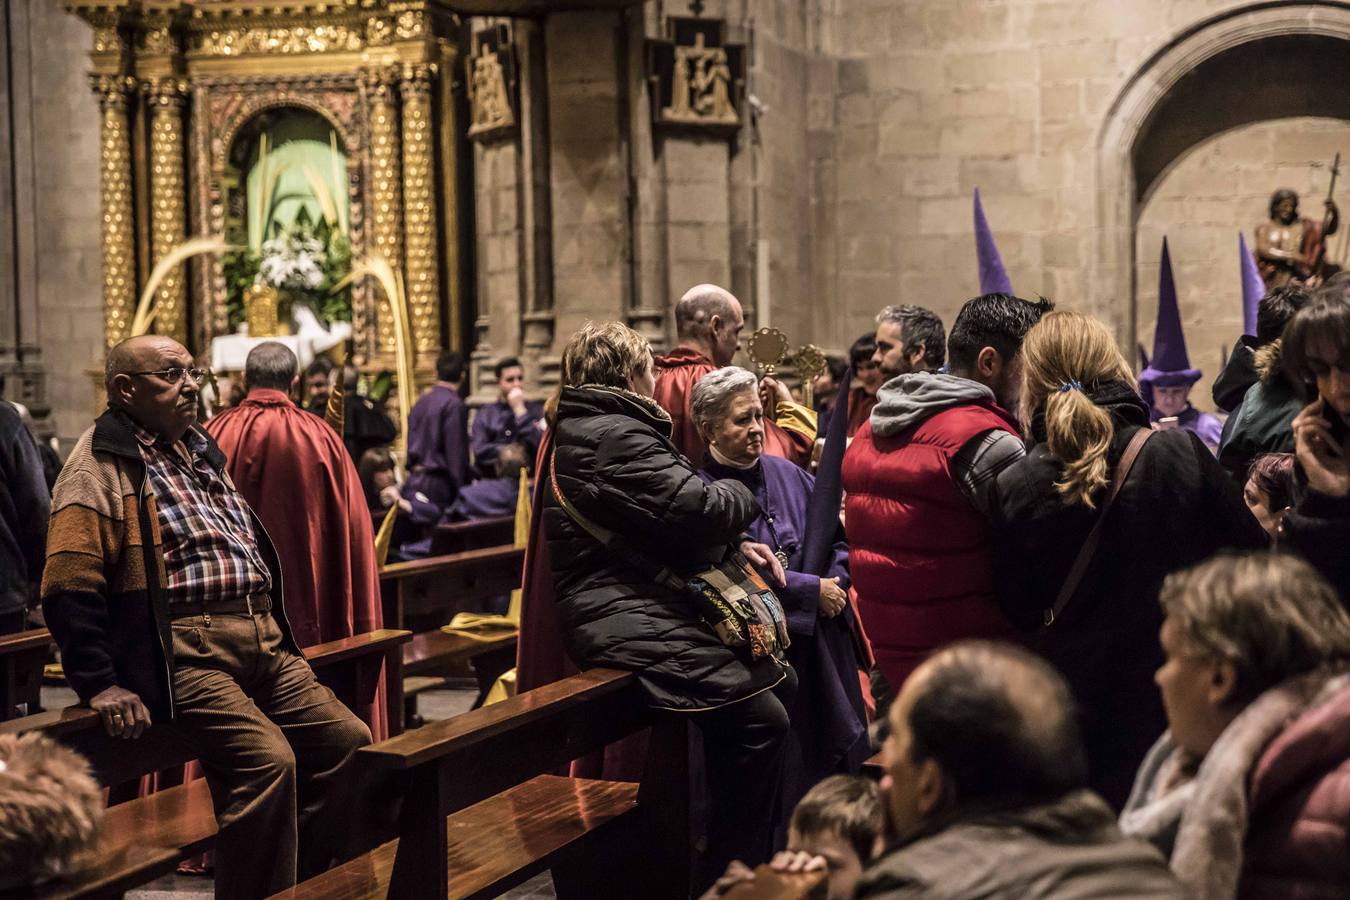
top-left (692, 366), bottom-right (870, 820)
top-left (1121, 551), bottom-right (1350, 898)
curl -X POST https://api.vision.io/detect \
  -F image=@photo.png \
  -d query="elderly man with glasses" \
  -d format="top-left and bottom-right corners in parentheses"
top-left (41, 335), bottom-right (370, 899)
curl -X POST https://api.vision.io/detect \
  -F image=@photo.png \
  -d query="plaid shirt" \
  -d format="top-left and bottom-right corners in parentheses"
top-left (134, 425), bottom-right (271, 607)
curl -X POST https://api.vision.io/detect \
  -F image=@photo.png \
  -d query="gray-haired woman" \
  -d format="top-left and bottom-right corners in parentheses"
top-left (693, 367), bottom-right (870, 819)
top-left (1121, 551), bottom-right (1350, 898)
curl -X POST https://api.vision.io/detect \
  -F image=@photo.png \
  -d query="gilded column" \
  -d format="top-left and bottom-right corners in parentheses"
top-left (400, 63), bottom-right (441, 357)
top-left (362, 68), bottom-right (404, 353)
top-left (147, 78), bottom-right (189, 345)
top-left (93, 75), bottom-right (137, 349)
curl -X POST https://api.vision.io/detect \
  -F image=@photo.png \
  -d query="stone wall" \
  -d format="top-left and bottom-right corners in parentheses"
top-left (818, 0), bottom-right (1350, 407)
top-left (1, 2), bottom-right (101, 445)
top-left (1135, 117), bottom-right (1350, 407)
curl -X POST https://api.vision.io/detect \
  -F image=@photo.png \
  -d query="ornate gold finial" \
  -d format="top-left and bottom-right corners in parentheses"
top-left (794, 344), bottom-right (827, 408)
top-left (747, 327), bottom-right (789, 376)
top-left (324, 369), bottom-right (345, 436)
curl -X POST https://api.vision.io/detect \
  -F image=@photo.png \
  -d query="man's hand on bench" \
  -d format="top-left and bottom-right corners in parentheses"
top-left (91, 685), bottom-right (152, 738)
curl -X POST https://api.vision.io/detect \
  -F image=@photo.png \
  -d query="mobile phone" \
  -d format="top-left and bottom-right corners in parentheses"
top-left (1156, 416), bottom-right (1179, 430)
top-left (1323, 400), bottom-right (1348, 449)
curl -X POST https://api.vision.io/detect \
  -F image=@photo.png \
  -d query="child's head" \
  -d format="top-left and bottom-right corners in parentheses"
top-left (1245, 452), bottom-right (1296, 537)
top-left (787, 775), bottom-right (883, 900)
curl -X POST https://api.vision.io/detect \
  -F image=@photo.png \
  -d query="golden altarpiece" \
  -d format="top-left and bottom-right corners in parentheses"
top-left (65, 0), bottom-right (468, 382)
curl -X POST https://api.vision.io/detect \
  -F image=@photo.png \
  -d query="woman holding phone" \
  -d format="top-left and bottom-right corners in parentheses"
top-left (1278, 294), bottom-right (1350, 601)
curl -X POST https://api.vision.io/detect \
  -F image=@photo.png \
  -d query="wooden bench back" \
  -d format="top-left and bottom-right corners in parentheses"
top-left (0, 628), bottom-right (412, 786)
top-left (429, 515), bottom-right (515, 555)
top-left (377, 544), bottom-right (524, 631)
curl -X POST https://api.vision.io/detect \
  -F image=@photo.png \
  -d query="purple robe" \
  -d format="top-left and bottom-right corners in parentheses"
top-left (405, 384), bottom-right (470, 510)
top-left (699, 454), bottom-right (869, 814)
top-left (448, 476), bottom-right (522, 521)
top-left (1151, 403), bottom-right (1224, 454)
top-left (470, 399), bottom-right (544, 478)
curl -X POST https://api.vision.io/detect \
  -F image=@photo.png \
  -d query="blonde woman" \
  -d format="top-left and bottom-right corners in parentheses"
top-left (987, 311), bottom-right (1265, 810)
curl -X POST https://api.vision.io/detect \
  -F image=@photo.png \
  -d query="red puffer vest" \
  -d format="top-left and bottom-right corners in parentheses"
top-left (842, 401), bottom-right (1018, 690)
top-left (1240, 678), bottom-right (1350, 898)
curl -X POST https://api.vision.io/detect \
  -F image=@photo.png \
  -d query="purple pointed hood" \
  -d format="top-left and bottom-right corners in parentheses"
top-left (974, 188), bottom-right (1013, 295)
top-left (1139, 237), bottom-right (1202, 388)
top-left (1240, 233), bottom-right (1264, 337)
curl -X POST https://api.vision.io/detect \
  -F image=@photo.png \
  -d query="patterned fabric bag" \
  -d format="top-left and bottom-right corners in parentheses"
top-left (550, 452), bottom-right (789, 662)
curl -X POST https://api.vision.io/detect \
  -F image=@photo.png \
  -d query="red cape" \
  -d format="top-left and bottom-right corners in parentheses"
top-left (205, 388), bottom-right (387, 739)
top-left (653, 347), bottom-right (812, 467)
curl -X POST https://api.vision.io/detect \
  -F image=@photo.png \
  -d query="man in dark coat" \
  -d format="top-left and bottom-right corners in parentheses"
top-left (858, 642), bottom-right (1180, 899)
top-left (404, 349), bottom-right (470, 514)
top-left (0, 397), bottom-right (49, 634)
top-left (470, 357), bottom-right (544, 478)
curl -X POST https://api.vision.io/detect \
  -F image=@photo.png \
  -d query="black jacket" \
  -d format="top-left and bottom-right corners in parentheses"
top-left (545, 385), bottom-right (786, 711)
top-left (1216, 340), bottom-right (1303, 480)
top-left (1282, 407), bottom-right (1350, 604)
top-left (988, 383), bottom-right (1267, 808)
top-left (1212, 335), bottom-right (1261, 413)
top-left (0, 402), bottom-right (49, 619)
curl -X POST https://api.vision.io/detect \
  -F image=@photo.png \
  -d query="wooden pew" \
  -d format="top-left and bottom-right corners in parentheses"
top-left (379, 545), bottom-right (524, 728)
top-left (428, 514), bottom-right (515, 555)
top-left (378, 544), bottom-right (524, 630)
top-left (0, 626), bottom-right (53, 720)
top-left (276, 668), bottom-right (692, 900)
top-left (2, 628), bottom-right (412, 899)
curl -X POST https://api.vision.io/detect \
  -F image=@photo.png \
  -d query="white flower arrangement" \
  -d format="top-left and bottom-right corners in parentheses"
top-left (258, 232), bottom-right (327, 291)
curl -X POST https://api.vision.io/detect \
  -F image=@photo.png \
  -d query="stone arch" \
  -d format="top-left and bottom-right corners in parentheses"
top-left (1096, 2), bottom-right (1350, 344)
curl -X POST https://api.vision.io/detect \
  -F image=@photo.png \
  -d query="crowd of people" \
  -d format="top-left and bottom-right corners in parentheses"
top-left (2, 271), bottom-right (1349, 898)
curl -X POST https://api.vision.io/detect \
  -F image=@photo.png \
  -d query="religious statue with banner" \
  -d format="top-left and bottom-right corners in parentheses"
top-left (1256, 159), bottom-right (1341, 287)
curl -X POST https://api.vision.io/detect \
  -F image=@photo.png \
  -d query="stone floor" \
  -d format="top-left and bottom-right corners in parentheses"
top-left (42, 684), bottom-right (558, 899)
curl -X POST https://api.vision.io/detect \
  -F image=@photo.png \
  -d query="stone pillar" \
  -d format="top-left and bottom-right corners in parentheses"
top-left (93, 74), bottom-right (138, 350)
top-left (400, 63), bottom-right (441, 358)
top-left (516, 18), bottom-right (556, 374)
top-left (363, 67), bottom-right (404, 355)
top-left (146, 78), bottom-right (188, 345)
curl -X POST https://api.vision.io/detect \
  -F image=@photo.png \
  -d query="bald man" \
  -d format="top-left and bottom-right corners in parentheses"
top-left (654, 284), bottom-right (815, 466)
top-left (41, 336), bottom-right (370, 899)
top-left (856, 642), bottom-right (1179, 899)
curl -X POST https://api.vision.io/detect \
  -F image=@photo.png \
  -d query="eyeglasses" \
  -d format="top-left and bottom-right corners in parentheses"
top-left (128, 367), bottom-right (208, 385)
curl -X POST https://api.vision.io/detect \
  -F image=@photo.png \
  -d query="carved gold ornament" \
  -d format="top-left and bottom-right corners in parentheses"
top-left (193, 26), bottom-right (364, 57)
top-left (748, 327), bottom-right (790, 376)
top-left (245, 283), bottom-right (283, 337)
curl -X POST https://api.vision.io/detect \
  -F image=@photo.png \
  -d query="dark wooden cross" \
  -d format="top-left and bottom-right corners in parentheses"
top-left (689, 0), bottom-right (705, 16)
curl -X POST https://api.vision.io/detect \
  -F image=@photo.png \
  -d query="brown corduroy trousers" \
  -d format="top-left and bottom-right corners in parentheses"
top-left (163, 611), bottom-right (371, 900)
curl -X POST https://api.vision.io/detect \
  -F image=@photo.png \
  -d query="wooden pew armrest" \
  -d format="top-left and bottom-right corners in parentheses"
top-left (304, 629), bottom-right (412, 667)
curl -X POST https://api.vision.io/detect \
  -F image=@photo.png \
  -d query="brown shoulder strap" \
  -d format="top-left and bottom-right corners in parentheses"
top-left (1044, 427), bottom-right (1154, 627)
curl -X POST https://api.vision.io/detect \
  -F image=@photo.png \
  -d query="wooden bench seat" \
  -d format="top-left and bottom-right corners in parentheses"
top-left (29, 778), bottom-right (217, 900)
top-left (272, 774), bottom-right (638, 900)
top-left (401, 629), bottom-right (517, 713)
top-left (428, 515), bottom-right (515, 556)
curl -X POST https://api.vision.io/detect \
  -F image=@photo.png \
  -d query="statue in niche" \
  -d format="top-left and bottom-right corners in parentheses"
top-left (647, 17), bottom-right (744, 135)
top-left (666, 34), bottom-right (736, 125)
top-left (467, 30), bottom-right (517, 141)
top-left (1256, 187), bottom-right (1340, 287)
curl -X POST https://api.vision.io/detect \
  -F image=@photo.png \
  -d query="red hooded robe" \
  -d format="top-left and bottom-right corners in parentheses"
top-left (653, 346), bottom-right (813, 467)
top-left (205, 388), bottom-right (387, 739)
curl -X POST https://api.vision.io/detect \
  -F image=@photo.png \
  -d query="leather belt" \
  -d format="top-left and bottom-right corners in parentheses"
top-left (169, 593), bottom-right (272, 620)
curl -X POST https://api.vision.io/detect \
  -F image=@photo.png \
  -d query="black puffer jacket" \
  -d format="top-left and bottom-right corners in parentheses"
top-left (545, 385), bottom-right (787, 710)
top-left (988, 382), bottom-right (1267, 808)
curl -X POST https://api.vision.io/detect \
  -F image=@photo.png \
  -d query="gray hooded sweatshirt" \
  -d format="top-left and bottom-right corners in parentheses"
top-left (868, 372), bottom-right (1026, 517)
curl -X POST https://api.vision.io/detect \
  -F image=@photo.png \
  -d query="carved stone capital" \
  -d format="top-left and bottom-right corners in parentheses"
top-left (143, 78), bottom-right (188, 109)
top-left (399, 62), bottom-right (437, 96)
top-left (395, 10), bottom-right (425, 40)
top-left (359, 66), bottom-right (401, 105)
top-left (138, 25), bottom-right (177, 56)
top-left (92, 26), bottom-right (122, 54)
top-left (90, 74), bottom-right (135, 111)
